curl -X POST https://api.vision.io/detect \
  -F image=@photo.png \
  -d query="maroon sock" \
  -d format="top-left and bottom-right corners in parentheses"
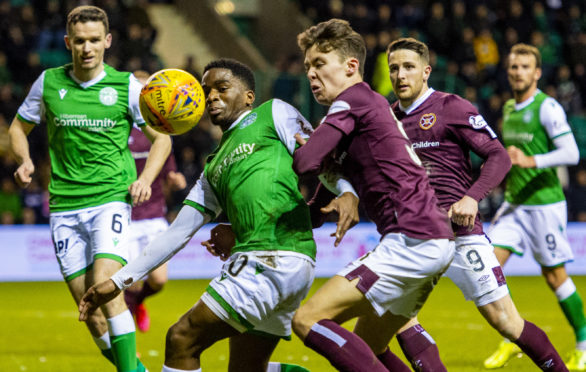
top-left (304, 319), bottom-right (388, 372)
top-left (397, 324), bottom-right (447, 372)
top-left (135, 281), bottom-right (160, 305)
top-left (377, 347), bottom-right (411, 372)
top-left (514, 320), bottom-right (568, 371)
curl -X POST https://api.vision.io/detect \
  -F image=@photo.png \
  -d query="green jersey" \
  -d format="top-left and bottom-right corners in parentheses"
top-left (184, 99), bottom-right (316, 259)
top-left (501, 91), bottom-right (571, 205)
top-left (17, 64), bottom-right (145, 212)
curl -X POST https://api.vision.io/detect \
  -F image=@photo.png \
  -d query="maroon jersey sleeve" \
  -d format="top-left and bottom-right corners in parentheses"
top-left (466, 140), bottom-right (511, 201)
top-left (293, 123), bottom-right (344, 175)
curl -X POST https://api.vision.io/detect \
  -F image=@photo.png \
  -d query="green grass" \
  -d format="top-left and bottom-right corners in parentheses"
top-left (0, 276), bottom-right (582, 371)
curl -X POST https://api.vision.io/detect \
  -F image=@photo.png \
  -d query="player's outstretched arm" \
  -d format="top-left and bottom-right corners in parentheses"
top-left (8, 117), bottom-right (36, 188)
top-left (130, 125), bottom-right (172, 206)
top-left (79, 279), bottom-right (120, 321)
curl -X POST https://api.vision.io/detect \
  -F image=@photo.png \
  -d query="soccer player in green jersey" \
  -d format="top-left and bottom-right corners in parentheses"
top-left (485, 43), bottom-right (586, 371)
top-left (7, 6), bottom-right (171, 372)
top-left (78, 58), bottom-right (358, 372)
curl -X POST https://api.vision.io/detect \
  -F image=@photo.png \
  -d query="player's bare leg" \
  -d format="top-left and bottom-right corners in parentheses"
top-left (164, 299), bottom-right (237, 370)
top-left (227, 332), bottom-right (279, 372)
top-left (542, 266), bottom-right (586, 370)
top-left (93, 257), bottom-right (140, 372)
top-left (291, 275), bottom-right (389, 372)
top-left (67, 274), bottom-right (116, 363)
top-left (494, 246), bottom-right (512, 267)
top-left (480, 294), bottom-right (566, 370)
top-left (354, 313), bottom-right (412, 371)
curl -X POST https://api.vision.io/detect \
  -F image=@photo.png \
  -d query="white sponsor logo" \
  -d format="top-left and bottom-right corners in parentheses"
top-left (53, 114), bottom-right (116, 131)
top-left (210, 143), bottom-right (256, 187)
top-left (59, 89), bottom-right (67, 100)
top-left (412, 141), bottom-right (440, 149)
top-left (99, 87), bottom-right (118, 106)
top-left (469, 114), bottom-right (488, 129)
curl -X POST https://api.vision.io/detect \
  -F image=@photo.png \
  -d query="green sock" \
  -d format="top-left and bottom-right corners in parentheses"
top-left (559, 291), bottom-right (586, 342)
top-left (101, 348), bottom-right (116, 366)
top-left (111, 333), bottom-right (138, 372)
top-left (280, 364), bottom-right (310, 372)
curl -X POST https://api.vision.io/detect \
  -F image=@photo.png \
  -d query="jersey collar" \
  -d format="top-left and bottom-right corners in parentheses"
top-left (399, 88), bottom-right (435, 114)
top-left (68, 68), bottom-right (107, 89)
top-left (514, 89), bottom-right (540, 111)
top-left (226, 110), bottom-right (252, 131)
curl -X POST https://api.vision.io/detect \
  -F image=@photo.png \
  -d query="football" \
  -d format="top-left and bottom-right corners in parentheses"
top-left (139, 68), bottom-right (205, 135)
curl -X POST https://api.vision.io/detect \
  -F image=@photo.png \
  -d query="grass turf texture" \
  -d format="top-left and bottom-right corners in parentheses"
top-left (1, 276), bottom-right (581, 371)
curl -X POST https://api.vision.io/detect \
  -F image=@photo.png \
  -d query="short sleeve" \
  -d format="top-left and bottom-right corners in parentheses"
top-left (540, 97), bottom-right (572, 139)
top-left (17, 71), bottom-right (46, 124)
top-left (272, 99), bottom-right (313, 154)
top-left (322, 100), bottom-right (355, 135)
top-left (184, 172), bottom-right (222, 218)
top-left (129, 74), bottom-right (146, 126)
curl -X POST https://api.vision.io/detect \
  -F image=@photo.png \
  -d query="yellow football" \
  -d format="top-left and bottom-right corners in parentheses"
top-left (139, 69), bottom-right (205, 135)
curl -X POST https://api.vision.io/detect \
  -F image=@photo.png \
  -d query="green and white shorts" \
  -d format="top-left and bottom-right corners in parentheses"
top-left (50, 201), bottom-right (131, 281)
top-left (488, 201), bottom-right (573, 268)
top-left (201, 251), bottom-right (315, 339)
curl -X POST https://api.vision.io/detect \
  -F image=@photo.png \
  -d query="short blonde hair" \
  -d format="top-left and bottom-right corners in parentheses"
top-left (509, 43), bottom-right (541, 68)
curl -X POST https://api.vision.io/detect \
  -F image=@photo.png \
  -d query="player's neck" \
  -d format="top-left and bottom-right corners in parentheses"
top-left (514, 86), bottom-right (537, 104)
top-left (72, 64), bottom-right (105, 82)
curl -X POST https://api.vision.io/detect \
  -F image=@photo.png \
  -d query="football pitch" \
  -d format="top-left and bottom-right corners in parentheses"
top-left (1, 276), bottom-right (581, 372)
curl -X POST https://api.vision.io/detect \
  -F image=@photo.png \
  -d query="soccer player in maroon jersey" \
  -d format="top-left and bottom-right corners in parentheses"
top-left (125, 125), bottom-right (186, 332)
top-left (352, 37), bottom-right (567, 372)
top-left (291, 19), bottom-right (455, 372)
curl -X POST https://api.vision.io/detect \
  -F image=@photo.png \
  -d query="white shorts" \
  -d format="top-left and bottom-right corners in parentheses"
top-left (337, 233), bottom-right (455, 318)
top-left (201, 251), bottom-right (315, 339)
top-left (445, 235), bottom-right (509, 307)
top-left (488, 201), bottom-right (573, 267)
top-left (50, 202), bottom-right (131, 281)
top-left (127, 217), bottom-right (168, 261)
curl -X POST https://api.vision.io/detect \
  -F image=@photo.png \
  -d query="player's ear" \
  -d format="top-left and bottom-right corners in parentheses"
top-left (245, 90), bottom-right (255, 107)
top-left (346, 57), bottom-right (360, 76)
top-left (535, 67), bottom-right (542, 81)
top-left (64, 35), bottom-right (71, 50)
top-left (105, 33), bottom-right (112, 49)
top-left (423, 64), bottom-right (432, 83)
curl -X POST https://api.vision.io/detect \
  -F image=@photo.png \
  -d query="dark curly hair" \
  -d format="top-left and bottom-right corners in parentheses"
top-left (203, 58), bottom-right (255, 93)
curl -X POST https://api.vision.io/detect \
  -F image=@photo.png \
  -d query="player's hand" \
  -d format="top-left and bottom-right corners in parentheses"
top-left (78, 280), bottom-right (121, 321)
top-left (507, 146), bottom-right (536, 168)
top-left (448, 195), bottom-right (478, 231)
top-left (14, 159), bottom-right (35, 188)
top-left (201, 223), bottom-right (234, 261)
top-left (167, 171), bottom-right (187, 191)
top-left (294, 133), bottom-right (307, 146)
top-left (128, 179), bottom-right (152, 206)
top-left (322, 192), bottom-right (360, 247)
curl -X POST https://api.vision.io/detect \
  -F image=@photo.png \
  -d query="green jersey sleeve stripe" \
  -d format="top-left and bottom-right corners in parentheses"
top-left (183, 199), bottom-right (215, 218)
top-left (552, 131), bottom-right (572, 140)
top-left (16, 113), bottom-right (39, 125)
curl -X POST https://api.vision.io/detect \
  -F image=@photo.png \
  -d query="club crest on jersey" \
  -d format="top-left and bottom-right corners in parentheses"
top-left (419, 113), bottom-right (436, 130)
top-left (99, 87), bottom-right (118, 106)
top-left (239, 113), bottom-right (257, 129)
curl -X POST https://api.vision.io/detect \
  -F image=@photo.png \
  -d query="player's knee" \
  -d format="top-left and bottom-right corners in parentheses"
top-left (165, 321), bottom-right (203, 359)
top-left (292, 305), bottom-right (316, 341)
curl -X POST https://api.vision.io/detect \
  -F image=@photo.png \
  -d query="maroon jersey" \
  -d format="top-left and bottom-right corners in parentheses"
top-left (128, 127), bottom-right (176, 220)
top-left (295, 83), bottom-right (453, 240)
top-left (392, 89), bottom-right (505, 236)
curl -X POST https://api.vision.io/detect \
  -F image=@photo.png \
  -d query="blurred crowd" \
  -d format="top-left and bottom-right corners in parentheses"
top-left (1, 0), bottom-right (586, 225)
